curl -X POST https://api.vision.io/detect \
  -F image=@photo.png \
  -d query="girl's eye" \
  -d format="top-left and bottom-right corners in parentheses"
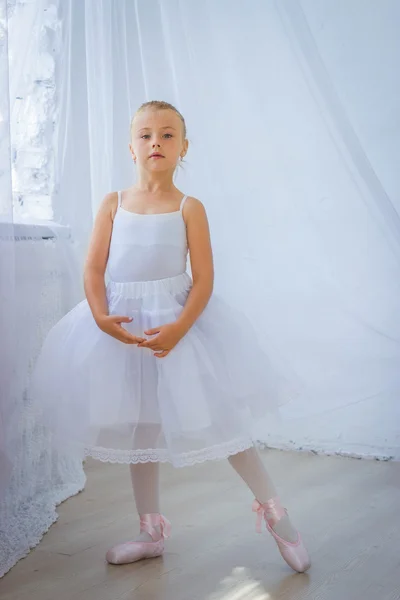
top-left (140, 133), bottom-right (172, 140)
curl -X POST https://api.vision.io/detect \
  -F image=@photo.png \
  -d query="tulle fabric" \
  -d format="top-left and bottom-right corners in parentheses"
top-left (30, 272), bottom-right (296, 467)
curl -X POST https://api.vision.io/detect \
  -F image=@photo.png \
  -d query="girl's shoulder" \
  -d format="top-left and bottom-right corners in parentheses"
top-left (182, 195), bottom-right (204, 213)
top-left (181, 196), bottom-right (209, 230)
top-left (98, 191), bottom-right (119, 220)
top-left (102, 191), bottom-right (119, 203)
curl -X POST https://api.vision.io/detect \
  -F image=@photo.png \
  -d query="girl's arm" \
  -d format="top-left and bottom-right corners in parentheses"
top-left (84, 192), bottom-right (117, 321)
top-left (84, 193), bottom-right (141, 345)
top-left (175, 197), bottom-right (214, 335)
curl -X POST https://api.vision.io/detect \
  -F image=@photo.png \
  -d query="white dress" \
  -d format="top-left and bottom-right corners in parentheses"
top-left (31, 193), bottom-right (295, 467)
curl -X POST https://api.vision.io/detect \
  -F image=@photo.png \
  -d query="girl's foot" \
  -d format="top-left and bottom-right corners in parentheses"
top-left (106, 513), bottom-right (171, 565)
top-left (252, 497), bottom-right (311, 573)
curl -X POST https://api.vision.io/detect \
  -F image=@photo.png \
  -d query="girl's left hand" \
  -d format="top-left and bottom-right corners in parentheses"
top-left (138, 323), bottom-right (186, 358)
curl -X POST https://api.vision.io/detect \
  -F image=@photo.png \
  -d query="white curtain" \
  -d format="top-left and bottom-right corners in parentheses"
top-left (1, 0), bottom-right (399, 576)
top-left (0, 0), bottom-right (85, 578)
top-left (60, 0), bottom-right (400, 459)
top-left (0, 0), bottom-right (14, 498)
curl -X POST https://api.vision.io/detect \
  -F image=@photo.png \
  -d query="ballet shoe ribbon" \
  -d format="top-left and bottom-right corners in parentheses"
top-left (252, 497), bottom-right (287, 532)
top-left (140, 513), bottom-right (172, 540)
top-left (252, 500), bottom-right (265, 534)
top-left (160, 515), bottom-right (172, 539)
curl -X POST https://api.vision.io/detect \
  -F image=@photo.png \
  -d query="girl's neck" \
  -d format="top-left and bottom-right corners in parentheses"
top-left (134, 170), bottom-right (176, 194)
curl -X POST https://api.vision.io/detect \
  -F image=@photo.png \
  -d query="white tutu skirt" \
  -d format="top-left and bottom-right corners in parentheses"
top-left (31, 272), bottom-right (296, 467)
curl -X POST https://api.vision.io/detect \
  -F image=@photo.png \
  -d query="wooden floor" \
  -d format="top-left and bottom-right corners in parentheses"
top-left (1, 449), bottom-right (400, 600)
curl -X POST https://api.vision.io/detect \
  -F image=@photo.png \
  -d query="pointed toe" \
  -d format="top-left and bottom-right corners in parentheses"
top-left (252, 498), bottom-right (311, 573)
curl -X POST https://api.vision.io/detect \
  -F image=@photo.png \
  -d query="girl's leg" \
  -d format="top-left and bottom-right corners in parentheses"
top-left (129, 461), bottom-right (160, 542)
top-left (106, 424), bottom-right (166, 564)
top-left (129, 422), bottom-right (162, 542)
top-left (228, 446), bottom-right (298, 542)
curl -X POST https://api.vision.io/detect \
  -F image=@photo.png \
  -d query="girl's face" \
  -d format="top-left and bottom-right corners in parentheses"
top-left (130, 109), bottom-right (188, 172)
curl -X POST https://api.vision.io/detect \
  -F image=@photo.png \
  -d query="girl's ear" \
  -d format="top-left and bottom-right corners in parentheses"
top-left (129, 143), bottom-right (136, 162)
top-left (180, 139), bottom-right (189, 160)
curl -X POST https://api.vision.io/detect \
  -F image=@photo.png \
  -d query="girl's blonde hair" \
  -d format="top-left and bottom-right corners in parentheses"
top-left (130, 100), bottom-right (187, 139)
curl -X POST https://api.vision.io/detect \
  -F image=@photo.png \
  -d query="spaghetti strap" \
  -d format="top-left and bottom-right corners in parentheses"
top-left (117, 190), bottom-right (122, 207)
top-left (180, 195), bottom-right (188, 212)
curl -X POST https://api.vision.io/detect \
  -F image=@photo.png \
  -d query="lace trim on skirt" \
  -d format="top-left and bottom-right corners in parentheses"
top-left (84, 437), bottom-right (254, 468)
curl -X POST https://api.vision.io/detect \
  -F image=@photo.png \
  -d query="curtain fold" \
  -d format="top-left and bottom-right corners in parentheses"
top-left (0, 0), bottom-right (15, 499)
top-left (73, 0), bottom-right (400, 460)
top-left (0, 0), bottom-right (85, 578)
top-left (278, 0), bottom-right (400, 257)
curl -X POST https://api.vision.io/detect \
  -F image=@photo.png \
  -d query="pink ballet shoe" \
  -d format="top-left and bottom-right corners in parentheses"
top-left (252, 498), bottom-right (311, 573)
top-left (106, 513), bottom-right (171, 565)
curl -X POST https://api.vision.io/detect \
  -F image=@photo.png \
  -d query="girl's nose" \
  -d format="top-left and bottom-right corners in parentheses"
top-left (153, 142), bottom-right (160, 148)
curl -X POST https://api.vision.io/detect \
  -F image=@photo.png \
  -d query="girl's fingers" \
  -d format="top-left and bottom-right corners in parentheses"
top-left (140, 338), bottom-right (159, 349)
top-left (144, 328), bottom-right (160, 336)
top-left (113, 315), bottom-right (133, 324)
top-left (118, 330), bottom-right (139, 344)
top-left (138, 339), bottom-right (167, 351)
top-left (113, 323), bottom-right (143, 344)
top-left (129, 336), bottom-right (145, 344)
top-left (154, 350), bottom-right (169, 358)
top-left (112, 326), bottom-right (164, 348)
top-left (146, 340), bottom-right (159, 348)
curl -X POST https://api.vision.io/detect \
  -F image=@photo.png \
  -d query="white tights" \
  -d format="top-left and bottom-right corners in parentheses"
top-left (129, 446), bottom-right (298, 543)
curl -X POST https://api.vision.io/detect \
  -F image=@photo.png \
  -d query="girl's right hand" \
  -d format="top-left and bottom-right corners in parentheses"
top-left (96, 315), bottom-right (145, 345)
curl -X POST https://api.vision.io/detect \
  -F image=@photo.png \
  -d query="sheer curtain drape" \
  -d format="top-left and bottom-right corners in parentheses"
top-left (0, 0), bottom-right (15, 500)
top-left (64, 0), bottom-right (399, 458)
top-left (0, 0), bottom-right (85, 577)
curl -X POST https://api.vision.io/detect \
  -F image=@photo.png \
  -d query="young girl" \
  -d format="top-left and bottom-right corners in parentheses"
top-left (32, 101), bottom-right (310, 573)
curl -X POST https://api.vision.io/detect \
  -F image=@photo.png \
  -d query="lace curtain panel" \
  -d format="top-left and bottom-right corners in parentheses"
top-left (0, 0), bottom-right (85, 578)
